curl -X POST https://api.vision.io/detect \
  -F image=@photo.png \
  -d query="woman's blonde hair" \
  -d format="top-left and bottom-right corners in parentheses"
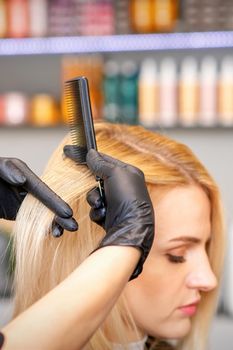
top-left (13, 123), bottom-right (225, 350)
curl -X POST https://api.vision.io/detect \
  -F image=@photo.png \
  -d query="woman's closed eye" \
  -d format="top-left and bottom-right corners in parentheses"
top-left (166, 253), bottom-right (186, 264)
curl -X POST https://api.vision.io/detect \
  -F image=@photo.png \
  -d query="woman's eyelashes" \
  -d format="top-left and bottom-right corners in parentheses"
top-left (166, 253), bottom-right (186, 264)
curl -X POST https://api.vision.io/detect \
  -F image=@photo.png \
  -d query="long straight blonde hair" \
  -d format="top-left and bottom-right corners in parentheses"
top-left (13, 123), bottom-right (225, 350)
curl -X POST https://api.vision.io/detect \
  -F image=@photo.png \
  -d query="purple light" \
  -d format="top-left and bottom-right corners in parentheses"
top-left (0, 31), bottom-right (233, 55)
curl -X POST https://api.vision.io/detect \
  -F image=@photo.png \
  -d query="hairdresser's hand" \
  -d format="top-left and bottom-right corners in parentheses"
top-left (0, 157), bottom-right (78, 237)
top-left (66, 148), bottom-right (154, 280)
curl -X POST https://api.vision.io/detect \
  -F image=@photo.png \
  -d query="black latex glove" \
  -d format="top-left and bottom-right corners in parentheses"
top-left (0, 157), bottom-right (78, 237)
top-left (0, 331), bottom-right (4, 349)
top-left (64, 146), bottom-right (155, 279)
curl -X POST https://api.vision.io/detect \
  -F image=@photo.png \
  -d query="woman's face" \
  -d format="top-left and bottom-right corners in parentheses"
top-left (124, 185), bottom-right (217, 340)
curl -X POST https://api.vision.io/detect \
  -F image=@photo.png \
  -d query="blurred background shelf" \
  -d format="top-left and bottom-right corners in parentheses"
top-left (2, 31), bottom-right (233, 55)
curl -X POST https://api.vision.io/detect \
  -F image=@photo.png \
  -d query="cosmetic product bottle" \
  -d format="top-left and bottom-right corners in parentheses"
top-left (218, 56), bottom-right (233, 126)
top-left (0, 95), bottom-right (5, 124)
top-left (103, 60), bottom-right (121, 123)
top-left (201, 0), bottom-right (219, 32)
top-left (77, 0), bottom-right (114, 36)
top-left (114, 0), bottom-right (130, 34)
top-left (222, 1), bottom-right (233, 31)
top-left (179, 56), bottom-right (199, 127)
top-left (199, 56), bottom-right (217, 127)
top-left (130, 0), bottom-right (154, 33)
top-left (29, 0), bottom-right (48, 37)
top-left (30, 94), bottom-right (59, 126)
top-left (120, 60), bottom-right (138, 125)
top-left (98, 0), bottom-right (115, 36)
top-left (182, 0), bottom-right (202, 32)
top-left (7, 0), bottom-right (30, 38)
top-left (48, 0), bottom-right (74, 36)
top-left (152, 0), bottom-right (178, 32)
top-left (0, 0), bottom-right (7, 37)
top-left (138, 58), bottom-right (158, 128)
top-left (4, 92), bottom-right (28, 125)
top-left (159, 57), bottom-right (177, 127)
top-left (61, 54), bottom-right (104, 121)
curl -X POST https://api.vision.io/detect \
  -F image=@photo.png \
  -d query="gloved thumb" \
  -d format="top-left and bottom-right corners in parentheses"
top-left (86, 149), bottom-right (115, 179)
top-left (63, 145), bottom-right (88, 164)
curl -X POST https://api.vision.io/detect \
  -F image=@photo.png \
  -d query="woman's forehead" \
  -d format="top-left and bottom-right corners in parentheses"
top-left (150, 185), bottom-right (211, 243)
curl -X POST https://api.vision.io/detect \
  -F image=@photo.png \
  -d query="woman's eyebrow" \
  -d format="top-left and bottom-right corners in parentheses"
top-left (168, 236), bottom-right (201, 244)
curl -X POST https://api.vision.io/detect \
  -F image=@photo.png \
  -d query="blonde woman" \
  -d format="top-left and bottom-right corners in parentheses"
top-left (2, 123), bottom-right (225, 350)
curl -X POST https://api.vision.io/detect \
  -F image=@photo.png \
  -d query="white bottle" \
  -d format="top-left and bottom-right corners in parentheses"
top-left (179, 56), bottom-right (199, 127)
top-left (218, 56), bottom-right (233, 126)
top-left (138, 58), bottom-right (158, 128)
top-left (159, 57), bottom-right (177, 127)
top-left (29, 0), bottom-right (48, 37)
top-left (4, 92), bottom-right (28, 125)
top-left (199, 56), bottom-right (217, 127)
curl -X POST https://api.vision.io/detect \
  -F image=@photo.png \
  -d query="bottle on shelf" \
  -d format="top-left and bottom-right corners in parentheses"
top-left (103, 60), bottom-right (121, 123)
top-left (61, 54), bottom-right (104, 121)
top-left (29, 0), bottom-right (48, 37)
top-left (0, 95), bottom-right (5, 124)
top-left (152, 0), bottom-right (179, 32)
top-left (130, 0), bottom-right (154, 33)
top-left (48, 0), bottom-right (75, 36)
top-left (76, 0), bottom-right (115, 36)
top-left (30, 94), bottom-right (59, 127)
top-left (7, 0), bottom-right (30, 38)
top-left (4, 92), bottom-right (29, 125)
top-left (138, 58), bottom-right (159, 128)
top-left (120, 60), bottom-right (138, 125)
top-left (159, 57), bottom-right (177, 127)
top-left (199, 56), bottom-right (217, 127)
top-left (182, 0), bottom-right (219, 32)
top-left (178, 56), bottom-right (199, 127)
top-left (218, 55), bottom-right (233, 126)
top-left (0, 0), bottom-right (7, 38)
top-left (114, 0), bottom-right (131, 34)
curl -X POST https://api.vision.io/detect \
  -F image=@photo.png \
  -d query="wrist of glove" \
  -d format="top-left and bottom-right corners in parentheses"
top-left (86, 150), bottom-right (155, 280)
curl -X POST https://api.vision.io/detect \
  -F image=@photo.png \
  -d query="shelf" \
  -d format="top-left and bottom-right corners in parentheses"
top-left (1, 31), bottom-right (233, 56)
top-left (0, 124), bottom-right (233, 131)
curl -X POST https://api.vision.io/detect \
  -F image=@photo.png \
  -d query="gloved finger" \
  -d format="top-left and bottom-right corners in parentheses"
top-left (86, 187), bottom-right (103, 208)
top-left (12, 159), bottom-right (73, 219)
top-left (53, 216), bottom-right (78, 232)
top-left (86, 149), bottom-right (115, 179)
top-left (90, 207), bottom-right (106, 224)
top-left (63, 145), bottom-right (87, 164)
top-left (51, 222), bottom-right (64, 238)
top-left (0, 158), bottom-right (26, 185)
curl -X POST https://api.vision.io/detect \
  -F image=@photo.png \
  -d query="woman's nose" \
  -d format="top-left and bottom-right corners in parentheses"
top-left (186, 256), bottom-right (218, 292)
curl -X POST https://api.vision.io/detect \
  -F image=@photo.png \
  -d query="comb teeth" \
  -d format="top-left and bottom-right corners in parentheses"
top-left (65, 78), bottom-right (88, 163)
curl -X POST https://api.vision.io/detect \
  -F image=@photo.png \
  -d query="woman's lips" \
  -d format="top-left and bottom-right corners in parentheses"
top-left (178, 303), bottom-right (199, 316)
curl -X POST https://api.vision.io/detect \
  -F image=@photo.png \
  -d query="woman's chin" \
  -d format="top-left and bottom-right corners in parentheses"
top-left (149, 318), bottom-right (192, 340)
